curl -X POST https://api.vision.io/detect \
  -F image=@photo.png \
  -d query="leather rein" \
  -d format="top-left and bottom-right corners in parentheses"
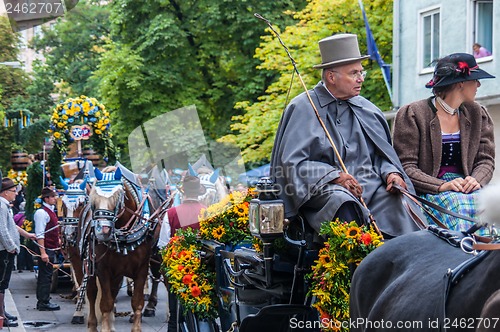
top-left (393, 183), bottom-right (500, 251)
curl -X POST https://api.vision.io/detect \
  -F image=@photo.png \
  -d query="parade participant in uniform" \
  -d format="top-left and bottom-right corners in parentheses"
top-left (157, 175), bottom-right (206, 331)
top-left (0, 178), bottom-right (35, 326)
top-left (271, 33), bottom-right (423, 238)
top-left (34, 187), bottom-right (61, 311)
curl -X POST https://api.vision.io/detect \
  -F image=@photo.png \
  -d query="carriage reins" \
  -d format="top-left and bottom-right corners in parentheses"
top-left (392, 183), bottom-right (486, 234)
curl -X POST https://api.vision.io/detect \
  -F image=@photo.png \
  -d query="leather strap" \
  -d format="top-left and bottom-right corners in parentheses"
top-left (473, 242), bottom-right (500, 251)
top-left (392, 183), bottom-right (478, 224)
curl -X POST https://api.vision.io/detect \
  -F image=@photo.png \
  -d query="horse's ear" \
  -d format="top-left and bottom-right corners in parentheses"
top-left (59, 176), bottom-right (69, 190)
top-left (95, 168), bottom-right (103, 180)
top-left (80, 179), bottom-right (87, 191)
top-left (188, 163), bottom-right (198, 176)
top-left (114, 167), bottom-right (122, 180)
top-left (209, 168), bottom-right (220, 184)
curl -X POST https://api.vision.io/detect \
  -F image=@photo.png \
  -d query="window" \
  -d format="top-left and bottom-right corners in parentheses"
top-left (473, 0), bottom-right (493, 54)
top-left (421, 9), bottom-right (440, 68)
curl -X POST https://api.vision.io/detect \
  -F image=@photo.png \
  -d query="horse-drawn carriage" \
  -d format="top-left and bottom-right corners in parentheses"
top-left (46, 152), bottom-right (500, 332)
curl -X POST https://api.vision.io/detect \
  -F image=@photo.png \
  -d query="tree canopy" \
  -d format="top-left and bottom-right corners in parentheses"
top-left (93, 0), bottom-right (307, 165)
top-left (1, 0), bottom-right (394, 172)
top-left (220, 0), bottom-right (393, 164)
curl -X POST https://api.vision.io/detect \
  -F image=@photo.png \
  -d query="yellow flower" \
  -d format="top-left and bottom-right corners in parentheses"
top-left (211, 226), bottom-right (225, 240)
top-left (345, 226), bottom-right (360, 239)
top-left (53, 132), bottom-right (61, 139)
top-left (308, 219), bottom-right (384, 328)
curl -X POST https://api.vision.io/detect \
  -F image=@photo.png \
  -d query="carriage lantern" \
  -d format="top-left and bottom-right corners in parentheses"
top-left (249, 177), bottom-right (284, 240)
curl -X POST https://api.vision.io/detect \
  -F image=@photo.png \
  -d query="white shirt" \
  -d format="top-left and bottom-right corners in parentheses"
top-left (157, 213), bottom-right (171, 249)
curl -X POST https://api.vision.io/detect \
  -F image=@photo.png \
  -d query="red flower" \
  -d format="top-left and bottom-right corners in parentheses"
top-left (457, 61), bottom-right (470, 75)
top-left (361, 233), bottom-right (372, 245)
top-left (177, 265), bottom-right (184, 271)
top-left (182, 274), bottom-right (193, 285)
top-left (191, 286), bottom-right (201, 297)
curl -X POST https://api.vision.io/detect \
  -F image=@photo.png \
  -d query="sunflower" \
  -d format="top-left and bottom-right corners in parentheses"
top-left (211, 225), bottom-right (226, 240)
top-left (345, 226), bottom-right (360, 239)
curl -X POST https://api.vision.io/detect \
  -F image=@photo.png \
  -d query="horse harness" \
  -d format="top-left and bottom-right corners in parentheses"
top-left (428, 225), bottom-right (500, 331)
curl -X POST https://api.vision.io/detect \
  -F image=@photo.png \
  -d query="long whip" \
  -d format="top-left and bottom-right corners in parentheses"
top-left (254, 13), bottom-right (382, 237)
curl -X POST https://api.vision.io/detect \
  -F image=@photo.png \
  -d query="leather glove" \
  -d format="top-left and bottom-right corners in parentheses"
top-left (333, 172), bottom-right (363, 199)
top-left (386, 172), bottom-right (407, 194)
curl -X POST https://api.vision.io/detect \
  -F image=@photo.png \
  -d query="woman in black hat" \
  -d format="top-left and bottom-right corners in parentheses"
top-left (393, 53), bottom-right (495, 234)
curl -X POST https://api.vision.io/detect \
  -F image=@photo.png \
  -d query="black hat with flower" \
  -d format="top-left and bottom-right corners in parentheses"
top-left (425, 53), bottom-right (495, 89)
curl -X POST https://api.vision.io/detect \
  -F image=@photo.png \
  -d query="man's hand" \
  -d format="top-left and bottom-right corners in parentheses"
top-left (333, 172), bottom-right (363, 198)
top-left (40, 252), bottom-right (49, 264)
top-left (386, 172), bottom-right (407, 194)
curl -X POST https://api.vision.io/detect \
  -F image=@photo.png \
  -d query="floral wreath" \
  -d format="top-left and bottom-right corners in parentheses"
top-left (161, 228), bottom-right (218, 320)
top-left (48, 95), bottom-right (113, 161)
top-left (308, 219), bottom-right (383, 331)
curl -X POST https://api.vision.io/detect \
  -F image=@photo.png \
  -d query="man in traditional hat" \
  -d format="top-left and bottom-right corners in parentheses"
top-left (34, 186), bottom-right (61, 311)
top-left (0, 178), bottom-right (35, 326)
top-left (157, 175), bottom-right (207, 331)
top-left (271, 33), bottom-right (424, 238)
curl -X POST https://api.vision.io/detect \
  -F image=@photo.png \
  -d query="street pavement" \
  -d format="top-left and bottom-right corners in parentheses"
top-left (6, 269), bottom-right (170, 331)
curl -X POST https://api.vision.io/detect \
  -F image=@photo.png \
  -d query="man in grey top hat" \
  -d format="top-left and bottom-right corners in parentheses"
top-left (271, 33), bottom-right (424, 238)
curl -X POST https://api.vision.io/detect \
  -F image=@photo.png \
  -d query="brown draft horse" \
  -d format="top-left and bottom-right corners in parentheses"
top-left (59, 178), bottom-right (90, 325)
top-left (86, 167), bottom-right (161, 332)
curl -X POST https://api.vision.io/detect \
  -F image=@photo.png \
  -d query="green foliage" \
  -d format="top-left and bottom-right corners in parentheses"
top-left (30, 0), bottom-right (110, 97)
top-left (0, 16), bottom-right (30, 170)
top-left (94, 0), bottom-right (307, 163)
top-left (222, 0), bottom-right (393, 163)
top-left (25, 161), bottom-right (44, 221)
top-left (47, 148), bottom-right (63, 188)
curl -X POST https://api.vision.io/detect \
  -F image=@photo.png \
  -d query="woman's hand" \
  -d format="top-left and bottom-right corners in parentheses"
top-left (439, 177), bottom-right (464, 192)
top-left (439, 176), bottom-right (480, 193)
top-left (462, 176), bottom-right (481, 193)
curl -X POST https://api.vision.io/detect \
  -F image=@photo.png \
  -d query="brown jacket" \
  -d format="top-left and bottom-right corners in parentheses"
top-left (393, 97), bottom-right (495, 194)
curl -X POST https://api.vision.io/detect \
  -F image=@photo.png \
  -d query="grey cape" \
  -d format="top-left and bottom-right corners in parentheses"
top-left (270, 82), bottom-right (422, 237)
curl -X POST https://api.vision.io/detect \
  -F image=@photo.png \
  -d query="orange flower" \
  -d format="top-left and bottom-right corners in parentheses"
top-left (177, 265), bottom-right (184, 271)
top-left (182, 274), bottom-right (193, 285)
top-left (191, 285), bottom-right (201, 297)
top-left (361, 233), bottom-right (372, 245)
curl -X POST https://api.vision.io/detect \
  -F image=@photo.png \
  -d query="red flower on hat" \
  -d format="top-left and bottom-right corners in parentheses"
top-left (457, 61), bottom-right (470, 75)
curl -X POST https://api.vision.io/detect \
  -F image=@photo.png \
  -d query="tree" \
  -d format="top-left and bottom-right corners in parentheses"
top-left (93, 0), bottom-right (307, 165)
top-left (30, 0), bottom-right (110, 98)
top-left (0, 15), bottom-right (31, 169)
top-left (220, 0), bottom-right (393, 164)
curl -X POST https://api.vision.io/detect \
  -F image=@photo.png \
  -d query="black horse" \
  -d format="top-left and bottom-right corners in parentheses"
top-left (350, 229), bottom-right (500, 332)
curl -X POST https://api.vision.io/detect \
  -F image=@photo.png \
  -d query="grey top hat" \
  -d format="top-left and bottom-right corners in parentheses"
top-left (313, 34), bottom-right (370, 69)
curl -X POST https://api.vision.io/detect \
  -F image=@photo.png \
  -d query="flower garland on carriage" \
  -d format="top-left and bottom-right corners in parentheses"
top-left (161, 185), bottom-right (384, 325)
top-left (161, 188), bottom-right (256, 319)
top-left (308, 220), bottom-right (383, 331)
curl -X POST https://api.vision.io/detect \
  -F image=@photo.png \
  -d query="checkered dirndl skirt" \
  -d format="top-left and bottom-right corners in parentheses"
top-left (420, 173), bottom-right (488, 236)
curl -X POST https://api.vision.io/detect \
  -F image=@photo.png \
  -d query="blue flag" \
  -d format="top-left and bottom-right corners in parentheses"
top-left (358, 0), bottom-right (392, 101)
